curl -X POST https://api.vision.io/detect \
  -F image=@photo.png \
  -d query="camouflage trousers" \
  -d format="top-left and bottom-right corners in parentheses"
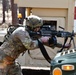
top-left (0, 62), bottom-right (23, 75)
top-left (0, 50), bottom-right (23, 75)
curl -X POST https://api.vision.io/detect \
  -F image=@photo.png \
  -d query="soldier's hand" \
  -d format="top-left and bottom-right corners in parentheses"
top-left (64, 43), bottom-right (71, 48)
top-left (48, 36), bottom-right (57, 46)
top-left (40, 36), bottom-right (57, 48)
top-left (40, 36), bottom-right (50, 43)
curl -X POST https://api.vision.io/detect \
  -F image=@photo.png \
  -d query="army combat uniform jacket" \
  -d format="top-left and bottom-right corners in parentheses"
top-left (0, 27), bottom-right (39, 75)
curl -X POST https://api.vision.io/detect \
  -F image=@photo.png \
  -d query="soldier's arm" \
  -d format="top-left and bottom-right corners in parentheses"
top-left (12, 27), bottom-right (39, 50)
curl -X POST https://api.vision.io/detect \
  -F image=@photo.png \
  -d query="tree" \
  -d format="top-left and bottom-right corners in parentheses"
top-left (2, 0), bottom-right (7, 23)
top-left (11, 0), bottom-right (18, 25)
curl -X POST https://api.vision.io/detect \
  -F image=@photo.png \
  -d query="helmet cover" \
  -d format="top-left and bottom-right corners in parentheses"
top-left (26, 15), bottom-right (43, 29)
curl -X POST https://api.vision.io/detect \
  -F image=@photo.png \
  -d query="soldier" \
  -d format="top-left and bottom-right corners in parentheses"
top-left (0, 15), bottom-right (71, 75)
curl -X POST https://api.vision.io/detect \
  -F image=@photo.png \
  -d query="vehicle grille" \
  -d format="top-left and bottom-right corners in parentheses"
top-left (61, 48), bottom-right (76, 56)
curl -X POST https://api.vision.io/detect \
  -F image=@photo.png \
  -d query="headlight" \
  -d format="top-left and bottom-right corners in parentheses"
top-left (62, 64), bottom-right (74, 71)
top-left (53, 67), bottom-right (62, 75)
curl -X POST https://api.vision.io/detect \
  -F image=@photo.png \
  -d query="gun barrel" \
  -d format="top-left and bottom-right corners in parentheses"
top-left (56, 31), bottom-right (75, 37)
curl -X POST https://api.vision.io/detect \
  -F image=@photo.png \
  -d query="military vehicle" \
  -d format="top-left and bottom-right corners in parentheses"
top-left (50, 48), bottom-right (76, 75)
top-left (50, 32), bottom-right (76, 75)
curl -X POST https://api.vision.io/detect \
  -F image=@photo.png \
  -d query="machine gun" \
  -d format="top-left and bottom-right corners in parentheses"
top-left (28, 25), bottom-right (76, 63)
top-left (28, 25), bottom-right (75, 38)
top-left (28, 25), bottom-right (76, 51)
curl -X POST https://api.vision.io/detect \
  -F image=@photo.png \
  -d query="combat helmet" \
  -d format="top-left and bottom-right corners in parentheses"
top-left (26, 15), bottom-right (43, 29)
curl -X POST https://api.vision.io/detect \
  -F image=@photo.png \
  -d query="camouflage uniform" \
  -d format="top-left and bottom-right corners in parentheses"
top-left (0, 15), bottom-right (43, 75)
top-left (0, 27), bottom-right (38, 75)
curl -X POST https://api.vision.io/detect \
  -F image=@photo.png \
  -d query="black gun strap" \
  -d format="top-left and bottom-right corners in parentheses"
top-left (37, 39), bottom-right (51, 63)
top-left (58, 37), bottom-right (68, 52)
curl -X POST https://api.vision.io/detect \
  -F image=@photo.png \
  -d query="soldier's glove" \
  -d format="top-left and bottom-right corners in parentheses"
top-left (40, 36), bottom-right (50, 43)
top-left (64, 43), bottom-right (71, 48)
top-left (40, 36), bottom-right (57, 48)
top-left (48, 36), bottom-right (57, 48)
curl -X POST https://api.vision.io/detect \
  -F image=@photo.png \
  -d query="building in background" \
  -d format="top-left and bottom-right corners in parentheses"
top-left (74, 0), bottom-right (76, 32)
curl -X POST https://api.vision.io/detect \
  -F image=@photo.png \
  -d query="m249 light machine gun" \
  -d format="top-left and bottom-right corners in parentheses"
top-left (29, 25), bottom-right (75, 38)
top-left (28, 25), bottom-right (76, 63)
top-left (29, 25), bottom-right (75, 49)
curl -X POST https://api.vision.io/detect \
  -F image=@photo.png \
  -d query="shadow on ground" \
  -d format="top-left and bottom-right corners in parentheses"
top-left (22, 69), bottom-right (50, 75)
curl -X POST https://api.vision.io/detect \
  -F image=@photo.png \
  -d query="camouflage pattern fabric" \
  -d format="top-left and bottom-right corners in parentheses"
top-left (5, 62), bottom-right (22, 75)
top-left (26, 15), bottom-right (43, 29)
top-left (0, 27), bottom-right (38, 75)
top-left (0, 62), bottom-right (22, 75)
